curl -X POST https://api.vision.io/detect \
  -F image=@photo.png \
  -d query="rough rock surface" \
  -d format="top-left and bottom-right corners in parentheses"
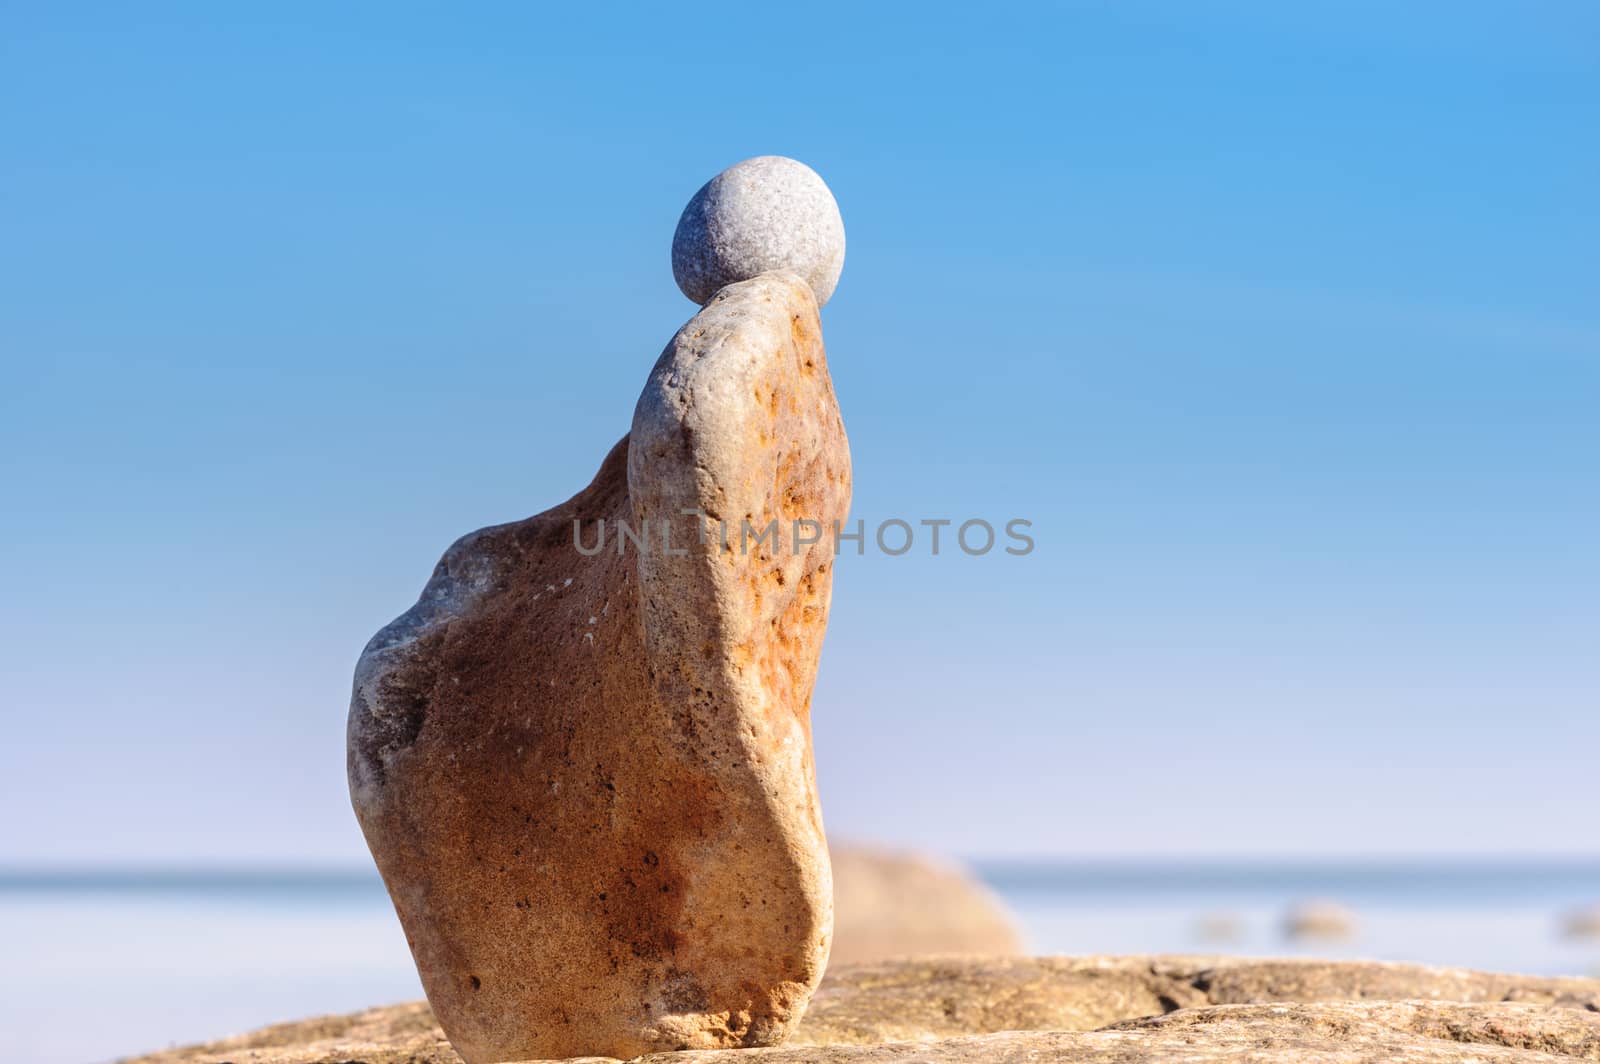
top-left (125, 955), bottom-right (1600, 1063)
top-left (672, 157), bottom-right (846, 307)
top-left (828, 845), bottom-right (1024, 963)
top-left (346, 271), bottom-right (850, 1062)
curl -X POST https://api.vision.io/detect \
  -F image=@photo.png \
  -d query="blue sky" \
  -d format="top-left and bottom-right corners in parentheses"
top-left (2, 2), bottom-right (1596, 863)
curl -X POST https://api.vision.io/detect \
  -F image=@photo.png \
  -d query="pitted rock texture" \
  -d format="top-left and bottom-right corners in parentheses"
top-left (124, 956), bottom-right (1600, 1063)
top-left (672, 156), bottom-right (846, 307)
top-left (346, 272), bottom-right (850, 1062)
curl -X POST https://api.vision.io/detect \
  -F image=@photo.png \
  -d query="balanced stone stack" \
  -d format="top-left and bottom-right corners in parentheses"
top-left (347, 157), bottom-right (850, 1063)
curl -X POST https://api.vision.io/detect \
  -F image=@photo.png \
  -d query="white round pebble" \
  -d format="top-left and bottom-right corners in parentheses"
top-left (671, 156), bottom-right (846, 307)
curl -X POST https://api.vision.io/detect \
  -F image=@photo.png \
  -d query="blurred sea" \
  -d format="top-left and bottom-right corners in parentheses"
top-left (6, 860), bottom-right (1599, 1064)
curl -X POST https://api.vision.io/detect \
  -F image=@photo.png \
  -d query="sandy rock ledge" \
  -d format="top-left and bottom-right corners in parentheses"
top-left (125, 955), bottom-right (1600, 1063)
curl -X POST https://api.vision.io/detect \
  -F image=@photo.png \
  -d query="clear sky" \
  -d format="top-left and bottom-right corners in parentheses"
top-left (2, 2), bottom-right (1596, 864)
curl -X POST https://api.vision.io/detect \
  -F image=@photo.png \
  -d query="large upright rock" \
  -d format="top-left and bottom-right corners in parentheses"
top-left (347, 271), bottom-right (850, 1062)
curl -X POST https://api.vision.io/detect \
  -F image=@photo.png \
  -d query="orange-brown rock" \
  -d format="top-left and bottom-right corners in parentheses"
top-left (346, 271), bottom-right (850, 1062)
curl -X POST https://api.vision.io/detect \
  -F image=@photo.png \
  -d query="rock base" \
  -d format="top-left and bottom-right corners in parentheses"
top-left (125, 955), bottom-right (1600, 1063)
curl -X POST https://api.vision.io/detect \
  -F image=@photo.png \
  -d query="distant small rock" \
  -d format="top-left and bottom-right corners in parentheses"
top-left (828, 844), bottom-right (1023, 963)
top-left (1283, 900), bottom-right (1357, 941)
top-left (1193, 911), bottom-right (1245, 943)
top-left (1563, 905), bottom-right (1600, 940)
top-left (672, 156), bottom-right (846, 306)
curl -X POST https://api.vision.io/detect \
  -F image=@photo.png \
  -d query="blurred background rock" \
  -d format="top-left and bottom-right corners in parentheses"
top-left (829, 844), bottom-right (1024, 963)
